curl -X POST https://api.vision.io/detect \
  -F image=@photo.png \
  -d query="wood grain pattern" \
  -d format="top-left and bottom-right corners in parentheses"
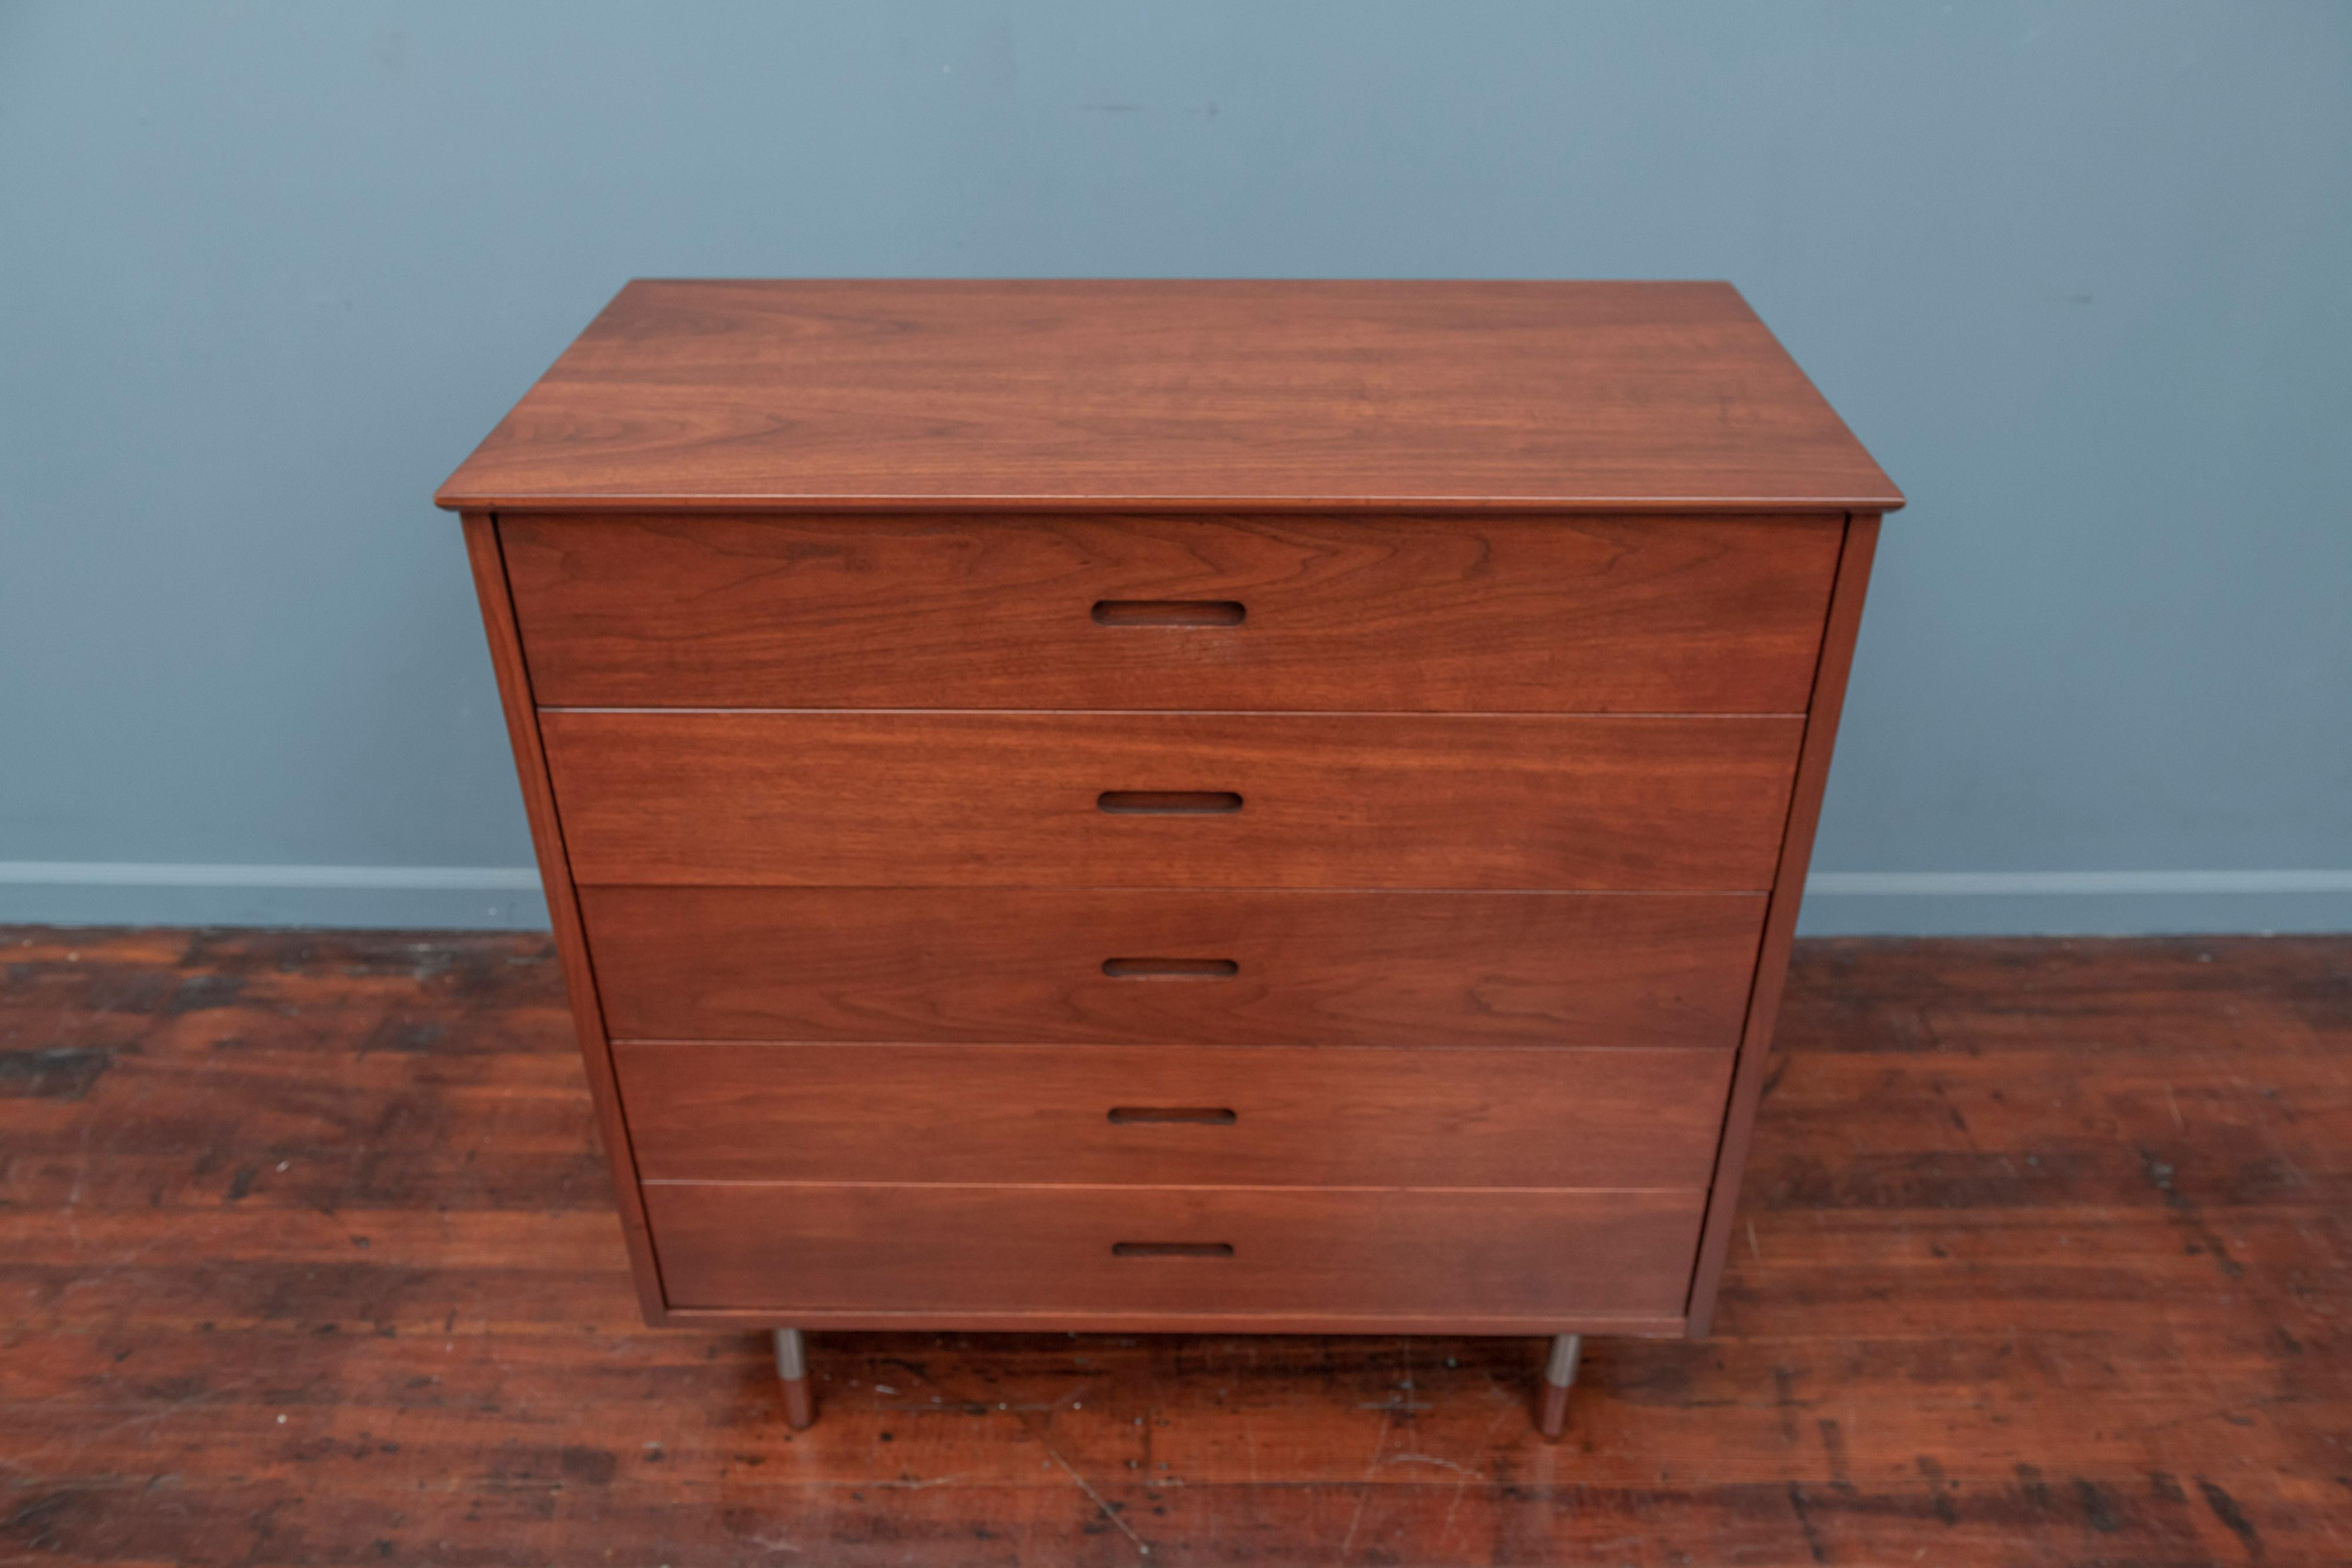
top-left (543, 711), bottom-right (1805, 891)
top-left (616, 1042), bottom-right (1732, 1188)
top-left (643, 1183), bottom-right (1705, 1323)
top-left (460, 514), bottom-right (668, 1322)
top-left (500, 511), bottom-right (1842, 712)
top-left (583, 887), bottom-right (1765, 1049)
top-left (425, 285), bottom-right (1909, 1454)
top-left (5, 927), bottom-right (2343, 1566)
top-left (433, 280), bottom-right (1902, 514)
top-left (1686, 515), bottom-right (1878, 1333)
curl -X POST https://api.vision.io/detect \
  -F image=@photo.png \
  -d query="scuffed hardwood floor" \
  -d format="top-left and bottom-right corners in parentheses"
top-left (2, 927), bottom-right (2345, 1566)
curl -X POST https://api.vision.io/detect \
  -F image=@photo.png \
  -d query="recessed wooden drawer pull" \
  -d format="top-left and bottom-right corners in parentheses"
top-left (1091, 600), bottom-right (1246, 627)
top-left (1096, 790), bottom-right (1243, 815)
top-left (1100, 957), bottom-right (1240, 979)
top-left (1106, 1106), bottom-right (1238, 1125)
top-left (1111, 1241), bottom-right (1235, 1259)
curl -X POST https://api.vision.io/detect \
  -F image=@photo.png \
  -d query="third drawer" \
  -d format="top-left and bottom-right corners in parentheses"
top-left (584, 887), bottom-right (1765, 1049)
top-left (618, 1041), bottom-right (1734, 1189)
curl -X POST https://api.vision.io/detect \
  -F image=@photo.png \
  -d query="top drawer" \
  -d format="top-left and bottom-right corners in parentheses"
top-left (502, 513), bottom-right (1840, 713)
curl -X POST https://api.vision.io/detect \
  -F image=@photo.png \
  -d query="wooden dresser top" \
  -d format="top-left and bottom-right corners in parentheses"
top-left (437, 279), bottom-right (1900, 515)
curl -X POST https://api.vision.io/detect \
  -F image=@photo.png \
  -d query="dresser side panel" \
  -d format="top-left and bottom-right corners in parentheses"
top-left (463, 511), bottom-right (668, 1324)
top-left (1683, 514), bottom-right (1880, 1335)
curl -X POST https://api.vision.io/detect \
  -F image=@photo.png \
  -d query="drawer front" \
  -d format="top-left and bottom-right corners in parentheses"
top-left (586, 887), bottom-right (1763, 1048)
top-left (645, 1183), bottom-right (1705, 1320)
top-left (619, 1042), bottom-right (1732, 1188)
top-left (502, 513), bottom-right (1842, 713)
top-left (544, 711), bottom-right (1803, 890)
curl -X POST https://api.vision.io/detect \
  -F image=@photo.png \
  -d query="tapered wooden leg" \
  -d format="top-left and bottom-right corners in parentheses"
top-left (773, 1328), bottom-right (815, 1429)
top-left (1535, 1333), bottom-right (1581, 1440)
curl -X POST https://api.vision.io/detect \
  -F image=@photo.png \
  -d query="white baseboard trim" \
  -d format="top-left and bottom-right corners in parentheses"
top-left (1, 863), bottom-right (2346, 935)
top-left (0, 863), bottom-right (550, 932)
top-left (1805, 870), bottom-right (2352, 897)
top-left (0, 862), bottom-right (543, 890)
top-left (3, 862), bottom-right (2346, 896)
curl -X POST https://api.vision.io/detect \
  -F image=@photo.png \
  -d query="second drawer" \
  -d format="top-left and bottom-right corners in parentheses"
top-left (615, 1041), bottom-right (1733, 1188)
top-left (544, 710), bottom-right (1804, 890)
top-left (584, 887), bottom-right (1765, 1049)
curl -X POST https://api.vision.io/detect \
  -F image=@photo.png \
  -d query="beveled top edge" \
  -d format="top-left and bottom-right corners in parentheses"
top-left (437, 278), bottom-right (1903, 515)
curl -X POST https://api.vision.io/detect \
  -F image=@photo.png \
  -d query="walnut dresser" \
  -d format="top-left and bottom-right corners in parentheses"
top-left (437, 279), bottom-right (1900, 1438)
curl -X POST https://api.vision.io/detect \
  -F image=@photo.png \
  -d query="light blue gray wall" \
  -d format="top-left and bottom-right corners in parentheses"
top-left (4, 1), bottom-right (2347, 934)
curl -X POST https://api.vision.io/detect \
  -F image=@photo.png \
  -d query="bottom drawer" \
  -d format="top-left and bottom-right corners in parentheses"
top-left (644, 1184), bottom-right (1705, 1326)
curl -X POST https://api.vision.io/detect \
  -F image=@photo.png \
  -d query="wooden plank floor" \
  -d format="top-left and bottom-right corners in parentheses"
top-left (2, 928), bottom-right (2346, 1566)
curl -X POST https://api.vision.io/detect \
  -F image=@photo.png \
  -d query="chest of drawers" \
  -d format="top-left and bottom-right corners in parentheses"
top-left (437, 279), bottom-right (1899, 1437)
